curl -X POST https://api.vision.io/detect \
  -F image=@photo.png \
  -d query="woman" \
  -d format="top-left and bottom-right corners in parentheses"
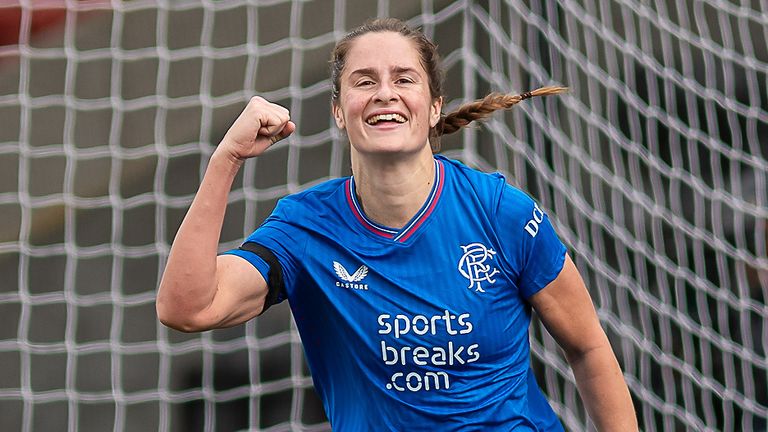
top-left (157, 18), bottom-right (637, 431)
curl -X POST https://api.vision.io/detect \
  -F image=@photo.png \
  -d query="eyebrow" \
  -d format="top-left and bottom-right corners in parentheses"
top-left (348, 66), bottom-right (420, 78)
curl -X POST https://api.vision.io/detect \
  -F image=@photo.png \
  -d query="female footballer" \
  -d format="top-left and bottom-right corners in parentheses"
top-left (157, 18), bottom-right (638, 431)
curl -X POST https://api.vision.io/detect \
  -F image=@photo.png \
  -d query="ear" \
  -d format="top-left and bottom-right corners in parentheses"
top-left (429, 96), bottom-right (443, 128)
top-left (333, 102), bottom-right (345, 130)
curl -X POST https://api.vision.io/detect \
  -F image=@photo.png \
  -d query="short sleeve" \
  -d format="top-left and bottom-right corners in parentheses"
top-left (220, 198), bottom-right (306, 304)
top-left (495, 184), bottom-right (567, 298)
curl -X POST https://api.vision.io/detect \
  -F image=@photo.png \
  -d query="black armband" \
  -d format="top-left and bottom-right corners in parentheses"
top-left (238, 242), bottom-right (286, 314)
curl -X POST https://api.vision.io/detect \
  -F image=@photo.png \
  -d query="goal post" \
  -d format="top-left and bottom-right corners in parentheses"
top-left (1, 1), bottom-right (766, 431)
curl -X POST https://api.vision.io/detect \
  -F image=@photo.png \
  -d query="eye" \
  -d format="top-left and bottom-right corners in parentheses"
top-left (396, 77), bottom-right (414, 84)
top-left (356, 79), bottom-right (375, 87)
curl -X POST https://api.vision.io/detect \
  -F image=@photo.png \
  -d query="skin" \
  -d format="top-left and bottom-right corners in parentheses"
top-left (156, 30), bottom-right (638, 431)
top-left (156, 96), bottom-right (291, 331)
top-left (333, 32), bottom-right (442, 228)
top-left (529, 255), bottom-right (639, 430)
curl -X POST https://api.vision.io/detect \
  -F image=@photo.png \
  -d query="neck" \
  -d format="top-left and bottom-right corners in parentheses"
top-left (351, 147), bottom-right (436, 229)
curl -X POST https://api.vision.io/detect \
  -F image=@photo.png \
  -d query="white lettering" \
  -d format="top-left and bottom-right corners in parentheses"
top-left (412, 316), bottom-right (430, 335)
top-left (377, 311), bottom-right (480, 392)
top-left (443, 310), bottom-right (457, 335)
top-left (377, 314), bottom-right (392, 335)
top-left (386, 371), bottom-right (451, 392)
top-left (406, 372), bottom-right (422, 391)
top-left (431, 347), bottom-right (447, 366)
top-left (525, 203), bottom-right (545, 237)
top-left (449, 341), bottom-right (465, 365)
top-left (457, 313), bottom-right (473, 334)
top-left (398, 345), bottom-right (411, 365)
top-left (524, 220), bottom-right (539, 237)
top-left (335, 281), bottom-right (369, 290)
top-left (377, 311), bottom-right (473, 338)
top-left (429, 314), bottom-right (441, 335)
top-left (424, 371), bottom-right (450, 390)
top-left (380, 340), bottom-right (480, 367)
top-left (394, 314), bottom-right (410, 339)
top-left (381, 341), bottom-right (399, 365)
top-left (466, 344), bottom-right (480, 363)
top-left (412, 347), bottom-right (430, 365)
top-left (387, 372), bottom-right (405, 391)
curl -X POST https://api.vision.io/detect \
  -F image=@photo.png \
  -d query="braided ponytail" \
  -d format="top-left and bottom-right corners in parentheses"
top-left (329, 19), bottom-right (566, 152)
top-left (432, 86), bottom-right (568, 150)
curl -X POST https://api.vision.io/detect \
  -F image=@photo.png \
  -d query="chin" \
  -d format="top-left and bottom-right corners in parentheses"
top-left (353, 140), bottom-right (426, 157)
top-left (350, 132), bottom-right (427, 155)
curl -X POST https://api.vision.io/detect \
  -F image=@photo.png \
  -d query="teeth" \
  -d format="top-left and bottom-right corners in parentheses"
top-left (366, 113), bottom-right (407, 124)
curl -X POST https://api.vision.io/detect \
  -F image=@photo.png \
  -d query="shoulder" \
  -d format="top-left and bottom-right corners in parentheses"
top-left (251, 178), bottom-right (348, 256)
top-left (437, 155), bottom-right (507, 200)
top-left (271, 177), bottom-right (348, 217)
top-left (438, 155), bottom-right (529, 212)
top-left (437, 155), bottom-right (506, 185)
top-left (436, 155), bottom-right (541, 224)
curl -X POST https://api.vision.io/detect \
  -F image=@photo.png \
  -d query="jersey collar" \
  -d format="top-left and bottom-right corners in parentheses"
top-left (345, 158), bottom-right (445, 243)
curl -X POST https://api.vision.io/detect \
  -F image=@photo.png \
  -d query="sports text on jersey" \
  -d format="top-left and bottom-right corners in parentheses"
top-left (377, 311), bottom-right (480, 392)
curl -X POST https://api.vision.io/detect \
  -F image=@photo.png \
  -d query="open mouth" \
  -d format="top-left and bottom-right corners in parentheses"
top-left (366, 113), bottom-right (407, 125)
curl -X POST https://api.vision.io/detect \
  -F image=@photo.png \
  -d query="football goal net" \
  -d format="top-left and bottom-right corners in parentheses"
top-left (0, 0), bottom-right (765, 431)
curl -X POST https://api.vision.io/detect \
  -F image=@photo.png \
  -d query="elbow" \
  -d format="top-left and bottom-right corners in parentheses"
top-left (156, 295), bottom-right (211, 333)
top-left (157, 310), bottom-right (195, 333)
top-left (157, 311), bottom-right (210, 333)
top-left (156, 276), bottom-right (219, 332)
top-left (562, 339), bottom-right (618, 374)
top-left (156, 300), bottom-right (186, 332)
top-left (159, 319), bottom-right (205, 333)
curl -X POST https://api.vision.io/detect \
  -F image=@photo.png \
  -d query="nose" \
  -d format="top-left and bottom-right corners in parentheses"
top-left (374, 81), bottom-right (398, 103)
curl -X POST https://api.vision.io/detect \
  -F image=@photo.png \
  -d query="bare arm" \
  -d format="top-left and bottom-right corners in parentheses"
top-left (156, 97), bottom-right (295, 332)
top-left (528, 254), bottom-right (638, 431)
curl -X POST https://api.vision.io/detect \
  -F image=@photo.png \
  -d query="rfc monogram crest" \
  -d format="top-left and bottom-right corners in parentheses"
top-left (457, 243), bottom-right (499, 293)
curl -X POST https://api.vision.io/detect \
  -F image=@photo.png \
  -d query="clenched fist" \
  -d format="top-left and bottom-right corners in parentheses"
top-left (218, 96), bottom-right (296, 161)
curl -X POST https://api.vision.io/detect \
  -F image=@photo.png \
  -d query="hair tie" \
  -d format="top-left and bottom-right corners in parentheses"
top-left (519, 91), bottom-right (533, 100)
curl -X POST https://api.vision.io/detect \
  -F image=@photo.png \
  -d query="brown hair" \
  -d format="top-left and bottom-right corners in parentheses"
top-left (330, 18), bottom-right (567, 151)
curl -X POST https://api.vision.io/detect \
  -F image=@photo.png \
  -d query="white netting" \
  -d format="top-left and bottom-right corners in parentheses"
top-left (0, 0), bottom-right (765, 431)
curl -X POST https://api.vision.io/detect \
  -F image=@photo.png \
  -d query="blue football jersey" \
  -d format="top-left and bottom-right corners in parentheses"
top-left (225, 155), bottom-right (567, 431)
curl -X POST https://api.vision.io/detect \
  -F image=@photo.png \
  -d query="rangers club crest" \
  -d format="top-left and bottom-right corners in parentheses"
top-left (458, 243), bottom-right (499, 293)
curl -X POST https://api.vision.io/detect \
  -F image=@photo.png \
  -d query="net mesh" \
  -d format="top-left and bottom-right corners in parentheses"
top-left (0, 0), bottom-right (766, 431)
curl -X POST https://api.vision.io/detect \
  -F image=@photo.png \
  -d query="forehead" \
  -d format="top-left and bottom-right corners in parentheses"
top-left (343, 31), bottom-right (424, 75)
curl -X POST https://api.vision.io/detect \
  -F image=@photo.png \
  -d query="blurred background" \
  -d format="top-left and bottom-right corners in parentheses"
top-left (0, 0), bottom-right (766, 431)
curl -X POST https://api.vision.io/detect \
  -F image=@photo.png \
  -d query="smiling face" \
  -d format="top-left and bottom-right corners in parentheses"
top-left (333, 31), bottom-right (442, 157)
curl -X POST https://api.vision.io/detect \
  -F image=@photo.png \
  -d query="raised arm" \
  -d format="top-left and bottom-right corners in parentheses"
top-left (156, 97), bottom-right (295, 332)
top-left (528, 254), bottom-right (638, 431)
